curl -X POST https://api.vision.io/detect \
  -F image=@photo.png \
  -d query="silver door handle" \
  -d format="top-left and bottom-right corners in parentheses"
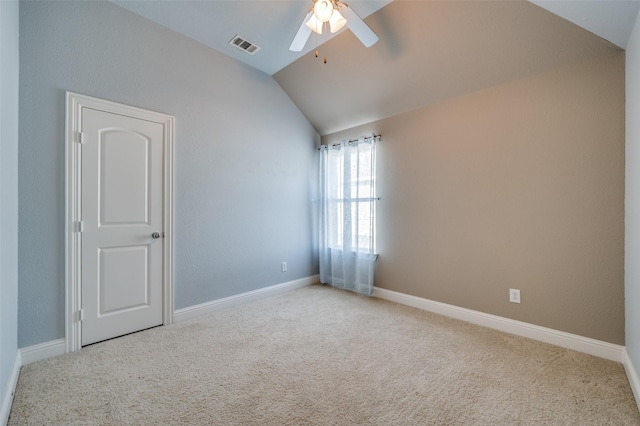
top-left (151, 232), bottom-right (161, 239)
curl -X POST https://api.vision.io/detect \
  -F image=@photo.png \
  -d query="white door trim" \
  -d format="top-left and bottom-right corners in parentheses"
top-left (65, 91), bottom-right (174, 352)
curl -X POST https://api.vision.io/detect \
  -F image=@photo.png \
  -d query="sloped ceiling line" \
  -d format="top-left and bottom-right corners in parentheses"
top-left (111, 0), bottom-right (634, 135)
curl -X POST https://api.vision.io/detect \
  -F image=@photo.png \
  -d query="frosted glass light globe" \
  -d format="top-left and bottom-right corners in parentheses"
top-left (305, 14), bottom-right (323, 34)
top-left (313, 0), bottom-right (334, 23)
top-left (329, 9), bottom-right (346, 33)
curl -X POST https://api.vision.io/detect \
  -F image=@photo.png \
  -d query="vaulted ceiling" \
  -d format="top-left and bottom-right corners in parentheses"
top-left (112, 0), bottom-right (393, 75)
top-left (274, 1), bottom-right (624, 134)
top-left (112, 0), bottom-right (639, 135)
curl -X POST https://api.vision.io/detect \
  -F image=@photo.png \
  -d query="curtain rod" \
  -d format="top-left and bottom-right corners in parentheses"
top-left (318, 134), bottom-right (381, 150)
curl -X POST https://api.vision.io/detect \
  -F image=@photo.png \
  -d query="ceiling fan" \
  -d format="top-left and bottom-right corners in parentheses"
top-left (289, 0), bottom-right (379, 52)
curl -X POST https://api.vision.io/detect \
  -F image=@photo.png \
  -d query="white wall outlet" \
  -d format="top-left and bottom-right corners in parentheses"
top-left (281, 261), bottom-right (287, 272)
top-left (509, 288), bottom-right (521, 304)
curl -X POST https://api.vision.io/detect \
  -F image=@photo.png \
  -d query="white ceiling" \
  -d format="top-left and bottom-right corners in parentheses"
top-left (112, 0), bottom-right (392, 75)
top-left (275, 0), bottom-right (624, 134)
top-left (111, 0), bottom-right (640, 135)
top-left (529, 0), bottom-right (640, 49)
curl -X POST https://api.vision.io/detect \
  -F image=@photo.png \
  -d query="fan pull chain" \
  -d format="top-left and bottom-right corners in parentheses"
top-left (320, 21), bottom-right (328, 64)
top-left (312, 21), bottom-right (328, 64)
top-left (323, 21), bottom-right (327, 63)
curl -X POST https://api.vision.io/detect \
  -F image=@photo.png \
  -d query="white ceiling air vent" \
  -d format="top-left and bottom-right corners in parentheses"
top-left (229, 35), bottom-right (260, 55)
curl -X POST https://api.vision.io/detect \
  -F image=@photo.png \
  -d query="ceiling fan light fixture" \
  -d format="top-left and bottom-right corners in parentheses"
top-left (289, 0), bottom-right (378, 52)
top-left (305, 14), bottom-right (324, 34)
top-left (329, 8), bottom-right (346, 33)
top-left (313, 0), bottom-right (334, 22)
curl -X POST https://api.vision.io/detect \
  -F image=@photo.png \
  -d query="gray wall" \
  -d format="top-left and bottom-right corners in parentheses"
top-left (19, 1), bottom-right (319, 347)
top-left (0, 0), bottom-right (19, 414)
top-left (323, 53), bottom-right (625, 344)
top-left (626, 9), bottom-right (640, 379)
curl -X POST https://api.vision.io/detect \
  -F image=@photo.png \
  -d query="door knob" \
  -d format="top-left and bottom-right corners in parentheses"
top-left (151, 232), bottom-right (161, 239)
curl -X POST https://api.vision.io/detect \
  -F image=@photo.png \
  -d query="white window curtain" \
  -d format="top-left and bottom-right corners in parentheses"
top-left (319, 135), bottom-right (378, 295)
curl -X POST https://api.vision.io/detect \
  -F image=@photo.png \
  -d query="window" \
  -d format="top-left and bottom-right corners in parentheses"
top-left (318, 135), bottom-right (379, 295)
top-left (326, 144), bottom-right (376, 252)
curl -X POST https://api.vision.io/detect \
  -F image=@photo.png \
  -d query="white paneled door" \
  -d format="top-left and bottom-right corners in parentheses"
top-left (77, 103), bottom-right (169, 346)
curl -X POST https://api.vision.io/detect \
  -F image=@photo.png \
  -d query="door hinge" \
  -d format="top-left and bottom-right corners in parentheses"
top-left (77, 309), bottom-right (84, 322)
top-left (75, 131), bottom-right (86, 144)
top-left (76, 221), bottom-right (84, 233)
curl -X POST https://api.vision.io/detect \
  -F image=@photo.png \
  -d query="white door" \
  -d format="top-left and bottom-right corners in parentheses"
top-left (80, 108), bottom-right (165, 346)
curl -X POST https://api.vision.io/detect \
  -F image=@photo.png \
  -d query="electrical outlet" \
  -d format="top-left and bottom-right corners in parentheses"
top-left (281, 261), bottom-right (287, 272)
top-left (509, 288), bottom-right (521, 304)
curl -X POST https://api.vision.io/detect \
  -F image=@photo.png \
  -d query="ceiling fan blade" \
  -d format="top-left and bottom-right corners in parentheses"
top-left (340, 4), bottom-right (379, 48)
top-left (290, 11), bottom-right (314, 51)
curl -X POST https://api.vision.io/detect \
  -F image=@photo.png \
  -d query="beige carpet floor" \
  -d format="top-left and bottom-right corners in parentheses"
top-left (9, 284), bottom-right (640, 425)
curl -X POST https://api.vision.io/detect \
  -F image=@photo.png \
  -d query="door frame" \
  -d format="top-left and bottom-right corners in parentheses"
top-left (64, 91), bottom-right (175, 352)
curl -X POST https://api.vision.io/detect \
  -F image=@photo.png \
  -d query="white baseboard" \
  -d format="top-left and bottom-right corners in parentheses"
top-left (623, 349), bottom-right (640, 411)
top-left (13, 277), bottom-right (319, 367)
top-left (373, 287), bottom-right (624, 363)
top-left (19, 338), bottom-right (66, 366)
top-left (1, 351), bottom-right (21, 426)
top-left (174, 275), bottom-right (319, 323)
